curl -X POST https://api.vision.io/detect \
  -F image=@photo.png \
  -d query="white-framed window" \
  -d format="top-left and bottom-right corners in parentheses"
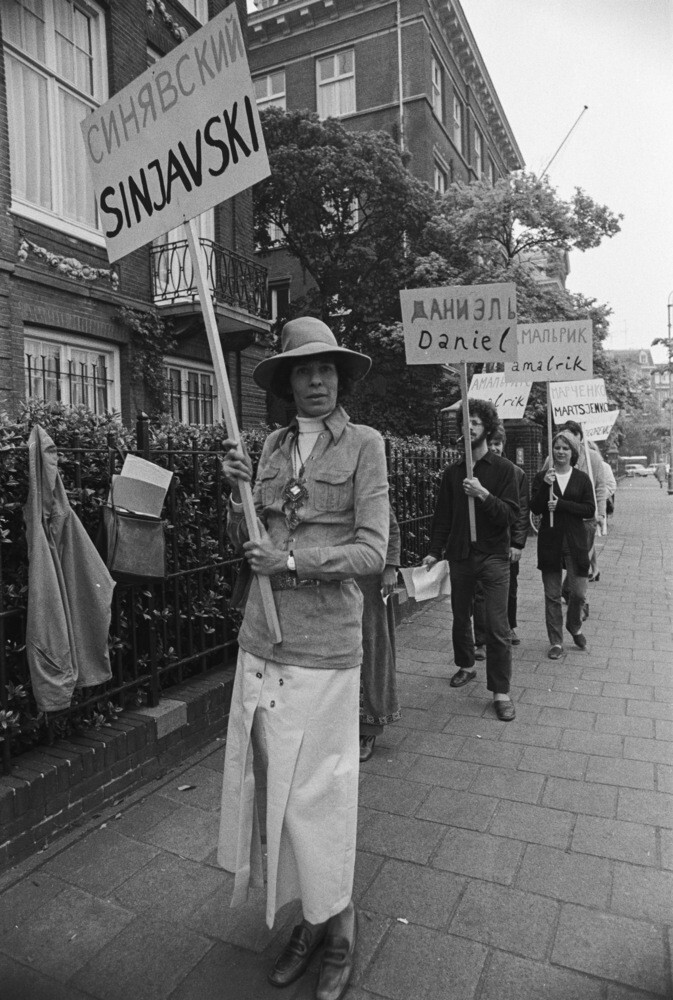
top-left (474, 127), bottom-right (483, 176)
top-left (177, 0), bottom-right (208, 21)
top-left (269, 282), bottom-right (291, 323)
top-left (434, 162), bottom-right (448, 195)
top-left (24, 329), bottom-right (121, 415)
top-left (431, 55), bottom-right (443, 121)
top-left (452, 94), bottom-right (463, 154)
top-left (3, 0), bottom-right (108, 243)
top-left (164, 358), bottom-right (218, 425)
top-left (489, 158), bottom-right (497, 185)
top-left (255, 70), bottom-right (286, 111)
top-left (316, 49), bottom-right (355, 119)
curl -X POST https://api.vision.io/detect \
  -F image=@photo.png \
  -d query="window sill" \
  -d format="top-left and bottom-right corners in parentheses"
top-left (10, 203), bottom-right (107, 250)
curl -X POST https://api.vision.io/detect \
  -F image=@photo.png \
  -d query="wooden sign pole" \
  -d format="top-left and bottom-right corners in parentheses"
top-left (547, 386), bottom-right (555, 528)
top-left (460, 363), bottom-right (477, 542)
top-left (185, 220), bottom-right (281, 644)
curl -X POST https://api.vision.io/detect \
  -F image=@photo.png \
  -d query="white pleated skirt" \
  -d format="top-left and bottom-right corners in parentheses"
top-left (218, 649), bottom-right (360, 928)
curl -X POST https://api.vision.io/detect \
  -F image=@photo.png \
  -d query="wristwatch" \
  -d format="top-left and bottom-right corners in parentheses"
top-left (287, 551), bottom-right (296, 573)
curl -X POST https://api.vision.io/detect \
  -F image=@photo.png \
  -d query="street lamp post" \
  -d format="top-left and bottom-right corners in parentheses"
top-left (667, 293), bottom-right (673, 494)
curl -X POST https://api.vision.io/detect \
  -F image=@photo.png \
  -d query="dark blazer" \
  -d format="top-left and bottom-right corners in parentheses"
top-left (510, 463), bottom-right (529, 551)
top-left (530, 467), bottom-right (595, 575)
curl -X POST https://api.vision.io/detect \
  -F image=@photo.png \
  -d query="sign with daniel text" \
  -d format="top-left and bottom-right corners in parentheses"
top-left (468, 372), bottom-right (531, 420)
top-left (80, 4), bottom-right (270, 262)
top-left (400, 283), bottom-right (517, 365)
top-left (503, 320), bottom-right (593, 383)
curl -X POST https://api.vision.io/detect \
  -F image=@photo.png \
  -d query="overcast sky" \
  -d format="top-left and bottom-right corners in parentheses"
top-left (458, 0), bottom-right (673, 363)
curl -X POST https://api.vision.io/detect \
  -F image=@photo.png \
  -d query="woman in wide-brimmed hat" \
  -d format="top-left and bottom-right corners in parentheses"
top-left (217, 317), bottom-right (389, 1000)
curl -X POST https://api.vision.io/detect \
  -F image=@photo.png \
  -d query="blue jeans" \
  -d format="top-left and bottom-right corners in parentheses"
top-left (542, 538), bottom-right (588, 647)
top-left (450, 552), bottom-right (512, 694)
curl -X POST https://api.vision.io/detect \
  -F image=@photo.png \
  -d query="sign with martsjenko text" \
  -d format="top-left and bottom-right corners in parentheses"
top-left (80, 4), bottom-right (270, 262)
top-left (468, 372), bottom-right (531, 420)
top-left (549, 378), bottom-right (608, 422)
top-left (504, 320), bottom-right (593, 383)
top-left (400, 283), bottom-right (517, 365)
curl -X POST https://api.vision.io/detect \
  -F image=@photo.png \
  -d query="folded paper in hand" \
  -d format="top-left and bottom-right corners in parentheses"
top-left (110, 455), bottom-right (173, 516)
top-left (399, 561), bottom-right (451, 602)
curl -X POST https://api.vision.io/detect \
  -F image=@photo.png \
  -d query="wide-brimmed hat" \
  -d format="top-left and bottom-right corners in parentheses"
top-left (253, 317), bottom-right (371, 391)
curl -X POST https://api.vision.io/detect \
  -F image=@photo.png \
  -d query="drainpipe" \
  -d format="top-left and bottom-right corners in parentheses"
top-left (397, 0), bottom-right (405, 152)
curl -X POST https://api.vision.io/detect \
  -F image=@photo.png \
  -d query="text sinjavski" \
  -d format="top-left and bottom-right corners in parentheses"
top-left (410, 294), bottom-right (516, 354)
top-left (83, 17), bottom-right (258, 238)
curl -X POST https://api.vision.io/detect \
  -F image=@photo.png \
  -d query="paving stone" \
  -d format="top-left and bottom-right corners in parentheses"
top-left (431, 827), bottom-right (523, 885)
top-left (388, 707), bottom-right (448, 731)
top-left (139, 803), bottom-right (222, 861)
top-left (602, 683), bottom-right (654, 701)
top-left (353, 850), bottom-right (385, 902)
top-left (442, 714), bottom-right (505, 738)
top-left (536, 707), bottom-right (595, 731)
top-left (617, 788), bottom-right (673, 828)
top-left (358, 774), bottom-right (430, 817)
top-left (572, 816), bottom-right (657, 866)
top-left (358, 750), bottom-right (419, 779)
top-left (0, 885), bottom-right (133, 983)
top-left (113, 793), bottom-right (181, 839)
top-left (159, 764), bottom-right (223, 812)
top-left (71, 913), bottom-right (213, 1000)
top-left (552, 677), bottom-right (603, 695)
top-left (627, 700), bottom-right (673, 721)
top-left (398, 730), bottom-right (467, 758)
top-left (363, 923), bottom-right (487, 1000)
top-left (498, 721), bottom-right (562, 749)
top-left (110, 851), bottom-right (229, 921)
top-left (595, 714), bottom-right (654, 738)
top-left (542, 776), bottom-right (617, 817)
top-left (518, 745), bottom-right (587, 780)
top-left (167, 941), bottom-right (297, 1000)
top-left (656, 764), bottom-right (673, 794)
top-left (515, 843), bottom-right (612, 907)
top-left (0, 953), bottom-right (98, 1000)
top-left (186, 883), bottom-right (294, 952)
top-left (0, 872), bottom-right (67, 936)
top-left (416, 787), bottom-right (498, 832)
top-left (356, 812), bottom-right (446, 864)
top-left (623, 736), bottom-right (673, 765)
top-left (454, 737), bottom-right (524, 769)
top-left (489, 801), bottom-right (573, 849)
top-left (662, 829), bottom-right (673, 870)
top-left (361, 858), bottom-right (465, 929)
top-left (611, 862), bottom-right (673, 925)
top-left (606, 986), bottom-right (669, 1000)
top-left (404, 755), bottom-right (475, 790)
top-left (470, 765), bottom-right (544, 803)
top-left (478, 950), bottom-right (605, 1000)
top-left (560, 730), bottom-right (624, 757)
top-left (655, 719), bottom-right (673, 741)
top-left (585, 757), bottom-right (655, 790)
top-left (40, 829), bottom-right (159, 895)
top-left (570, 694), bottom-right (626, 715)
top-left (552, 903), bottom-right (670, 995)
top-left (449, 881), bottom-right (558, 959)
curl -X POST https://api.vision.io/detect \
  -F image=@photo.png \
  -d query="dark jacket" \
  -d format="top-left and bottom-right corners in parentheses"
top-left (530, 467), bottom-right (595, 576)
top-left (510, 464), bottom-right (529, 551)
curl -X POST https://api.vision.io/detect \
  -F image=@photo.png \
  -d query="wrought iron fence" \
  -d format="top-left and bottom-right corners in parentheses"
top-left (0, 427), bottom-right (456, 772)
top-left (150, 237), bottom-right (270, 318)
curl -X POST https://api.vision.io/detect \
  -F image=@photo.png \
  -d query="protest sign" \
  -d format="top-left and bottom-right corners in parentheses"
top-left (549, 378), bottom-right (608, 422)
top-left (400, 283), bottom-right (517, 365)
top-left (80, 4), bottom-right (270, 263)
top-left (504, 320), bottom-right (593, 383)
top-left (468, 372), bottom-right (531, 420)
top-left (584, 408), bottom-right (619, 441)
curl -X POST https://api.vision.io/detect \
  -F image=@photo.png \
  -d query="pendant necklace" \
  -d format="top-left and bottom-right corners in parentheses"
top-left (281, 434), bottom-right (310, 530)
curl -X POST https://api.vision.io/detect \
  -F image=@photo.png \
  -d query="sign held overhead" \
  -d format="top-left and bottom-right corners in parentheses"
top-left (400, 283), bottom-right (518, 365)
top-left (504, 320), bottom-right (593, 383)
top-left (468, 372), bottom-right (531, 420)
top-left (80, 3), bottom-right (270, 262)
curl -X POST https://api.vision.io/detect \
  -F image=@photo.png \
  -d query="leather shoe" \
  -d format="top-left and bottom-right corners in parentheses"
top-left (450, 668), bottom-right (477, 688)
top-left (494, 699), bottom-right (516, 721)
top-left (510, 629), bottom-right (521, 645)
top-left (268, 921), bottom-right (326, 987)
top-left (571, 631), bottom-right (587, 650)
top-left (548, 644), bottom-right (563, 660)
top-left (316, 902), bottom-right (357, 1000)
top-left (359, 734), bottom-right (375, 763)
top-left (474, 645), bottom-right (486, 660)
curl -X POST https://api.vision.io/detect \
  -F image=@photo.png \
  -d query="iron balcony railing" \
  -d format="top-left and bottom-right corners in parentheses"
top-left (150, 237), bottom-right (270, 318)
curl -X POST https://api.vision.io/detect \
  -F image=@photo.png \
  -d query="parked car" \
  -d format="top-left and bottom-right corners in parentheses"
top-left (625, 464), bottom-right (652, 477)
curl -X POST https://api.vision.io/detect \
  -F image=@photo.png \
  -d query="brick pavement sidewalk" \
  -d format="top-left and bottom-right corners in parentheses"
top-left (0, 477), bottom-right (671, 1000)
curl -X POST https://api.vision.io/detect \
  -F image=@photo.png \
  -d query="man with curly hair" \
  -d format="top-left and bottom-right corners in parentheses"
top-left (423, 399), bottom-right (520, 721)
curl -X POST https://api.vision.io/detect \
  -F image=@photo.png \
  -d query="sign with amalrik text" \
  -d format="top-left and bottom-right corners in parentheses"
top-left (400, 283), bottom-right (517, 365)
top-left (504, 320), bottom-right (593, 383)
top-left (468, 372), bottom-right (531, 420)
top-left (80, 4), bottom-right (270, 262)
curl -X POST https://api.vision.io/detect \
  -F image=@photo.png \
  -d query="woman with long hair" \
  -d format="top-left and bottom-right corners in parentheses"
top-left (530, 430), bottom-right (595, 659)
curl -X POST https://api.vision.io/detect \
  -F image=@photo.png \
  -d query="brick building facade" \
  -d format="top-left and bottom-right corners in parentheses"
top-left (0, 0), bottom-right (270, 430)
top-left (248, 0), bottom-right (524, 308)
